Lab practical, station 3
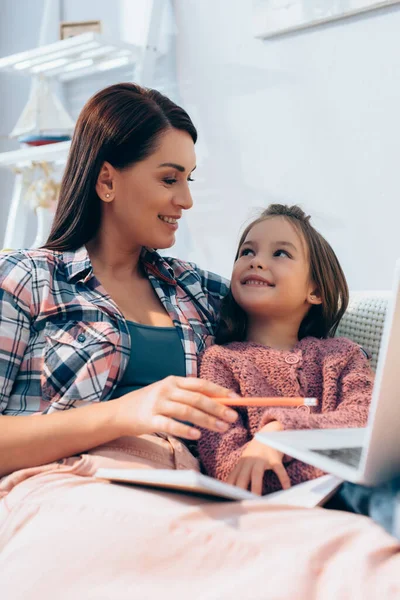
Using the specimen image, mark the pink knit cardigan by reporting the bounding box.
[198,336,374,494]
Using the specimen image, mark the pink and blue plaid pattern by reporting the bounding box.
[0,246,228,415]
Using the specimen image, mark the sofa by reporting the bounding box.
[337,291,390,370]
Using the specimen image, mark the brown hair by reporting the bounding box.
[216,204,349,344]
[44,83,197,251]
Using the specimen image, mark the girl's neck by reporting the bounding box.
[245,317,300,352]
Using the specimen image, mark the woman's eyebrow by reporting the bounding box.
[158,162,197,172]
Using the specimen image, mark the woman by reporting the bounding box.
[0,82,239,477]
[1,84,399,599]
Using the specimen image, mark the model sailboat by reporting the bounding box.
[9,76,75,247]
[10,76,75,144]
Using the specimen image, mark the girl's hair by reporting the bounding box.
[44,82,197,251]
[216,204,349,344]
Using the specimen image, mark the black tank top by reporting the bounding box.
[110,321,186,399]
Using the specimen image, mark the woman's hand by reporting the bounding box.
[226,421,291,495]
[112,375,239,440]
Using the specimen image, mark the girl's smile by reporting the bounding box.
[240,274,275,287]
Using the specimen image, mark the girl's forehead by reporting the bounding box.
[245,217,303,244]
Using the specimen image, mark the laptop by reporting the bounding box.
[256,258,400,486]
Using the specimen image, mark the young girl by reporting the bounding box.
[198,204,374,495]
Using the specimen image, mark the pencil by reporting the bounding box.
[217,397,318,407]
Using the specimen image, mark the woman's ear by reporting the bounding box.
[96,162,115,203]
[308,288,322,305]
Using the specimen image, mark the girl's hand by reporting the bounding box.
[112,375,239,440]
[226,421,291,495]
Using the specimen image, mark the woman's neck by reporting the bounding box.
[245,316,301,351]
[86,232,143,280]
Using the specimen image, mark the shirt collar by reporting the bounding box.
[63,247,93,283]
[63,246,176,285]
[140,247,177,285]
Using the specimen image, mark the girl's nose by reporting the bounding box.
[250,256,266,270]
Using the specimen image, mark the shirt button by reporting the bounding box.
[285,354,299,364]
[77,333,86,343]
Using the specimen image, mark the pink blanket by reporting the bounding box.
[1,435,399,599]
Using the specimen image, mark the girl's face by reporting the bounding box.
[231,217,321,320]
[96,128,196,250]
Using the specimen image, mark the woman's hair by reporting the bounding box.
[44,83,197,251]
[216,204,349,344]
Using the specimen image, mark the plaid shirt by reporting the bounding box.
[0,246,228,416]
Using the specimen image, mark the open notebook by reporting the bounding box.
[95,468,342,506]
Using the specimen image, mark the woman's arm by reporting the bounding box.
[0,375,239,477]
[1,273,118,475]
[192,265,230,303]
[0,260,238,476]
[260,346,374,431]
[0,402,121,477]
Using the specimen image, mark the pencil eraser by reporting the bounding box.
[304,397,318,406]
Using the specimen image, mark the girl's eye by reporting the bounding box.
[240,248,255,257]
[187,176,195,182]
[274,249,291,258]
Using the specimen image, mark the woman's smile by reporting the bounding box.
[158,214,180,230]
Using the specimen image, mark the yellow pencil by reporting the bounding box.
[217,397,318,407]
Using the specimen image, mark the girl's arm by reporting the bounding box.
[198,348,250,481]
[260,346,374,431]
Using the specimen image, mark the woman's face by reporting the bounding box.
[231,217,320,320]
[97,128,196,249]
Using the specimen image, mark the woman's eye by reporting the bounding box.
[163,178,177,185]
[274,249,290,258]
[187,176,195,182]
[240,248,254,257]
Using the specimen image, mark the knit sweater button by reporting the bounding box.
[285,354,299,364]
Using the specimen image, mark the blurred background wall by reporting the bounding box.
[1,0,399,289]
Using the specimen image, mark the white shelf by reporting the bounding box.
[0,32,141,82]
[0,141,71,169]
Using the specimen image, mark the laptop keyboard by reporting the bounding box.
[311,447,363,468]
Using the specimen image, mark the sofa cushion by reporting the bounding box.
[336,291,390,370]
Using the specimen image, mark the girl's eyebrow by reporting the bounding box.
[242,239,297,250]
[274,240,297,251]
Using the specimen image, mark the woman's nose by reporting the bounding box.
[174,186,193,211]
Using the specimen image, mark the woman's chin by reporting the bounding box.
[152,234,176,251]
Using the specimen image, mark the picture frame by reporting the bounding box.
[253,0,400,39]
[60,20,102,40]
